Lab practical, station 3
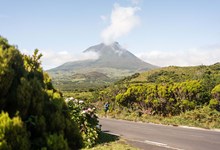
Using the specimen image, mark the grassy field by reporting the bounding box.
[62,91,94,100]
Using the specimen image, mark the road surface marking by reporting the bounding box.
[128,139,184,150]
[144,140,184,150]
[144,140,167,146]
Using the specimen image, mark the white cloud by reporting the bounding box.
[101,3,140,45]
[21,49,99,70]
[100,15,107,22]
[137,47,220,67]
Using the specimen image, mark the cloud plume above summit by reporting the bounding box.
[101,3,140,45]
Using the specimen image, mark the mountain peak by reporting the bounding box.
[49,42,157,73]
[109,42,124,53]
[48,42,158,91]
[80,42,157,70]
[103,41,119,46]
[83,41,127,56]
[108,41,120,48]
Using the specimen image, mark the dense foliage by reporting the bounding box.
[0,36,83,149]
[66,98,100,148]
[99,64,220,117]
[163,106,220,128]
[0,112,30,150]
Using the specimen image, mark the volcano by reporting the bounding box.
[47,42,157,90]
[49,42,156,72]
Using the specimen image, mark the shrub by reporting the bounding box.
[0,111,30,150]
[0,36,83,149]
[67,99,100,148]
[45,134,69,150]
[209,99,219,109]
[165,106,220,128]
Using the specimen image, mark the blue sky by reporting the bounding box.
[1,0,220,69]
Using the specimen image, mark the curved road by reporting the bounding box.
[99,118,220,150]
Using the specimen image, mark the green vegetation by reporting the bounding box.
[162,106,220,128]
[67,99,100,148]
[0,112,30,150]
[47,67,137,92]
[0,36,100,149]
[2,35,220,150]
[49,70,115,92]
[98,63,220,129]
[63,91,94,101]
[98,106,220,129]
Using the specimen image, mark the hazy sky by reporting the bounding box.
[1,0,220,69]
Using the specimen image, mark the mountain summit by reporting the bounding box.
[52,42,156,71]
[47,42,157,90]
[83,42,152,70]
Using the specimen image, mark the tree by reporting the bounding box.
[0,36,83,149]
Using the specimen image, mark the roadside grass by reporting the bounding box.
[98,106,220,129]
[161,107,220,129]
[62,91,94,100]
[97,131,119,143]
[82,132,139,150]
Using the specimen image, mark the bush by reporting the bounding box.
[0,36,83,149]
[45,134,69,150]
[0,111,30,150]
[209,99,219,109]
[163,106,220,128]
[67,99,100,148]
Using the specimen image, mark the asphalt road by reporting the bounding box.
[99,118,220,150]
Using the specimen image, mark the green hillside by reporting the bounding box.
[50,70,115,91]
[98,63,220,128]
[119,64,220,84]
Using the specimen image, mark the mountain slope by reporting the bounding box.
[82,42,156,70]
[50,42,156,72]
[99,63,220,117]
[47,42,157,91]
[118,62,220,84]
